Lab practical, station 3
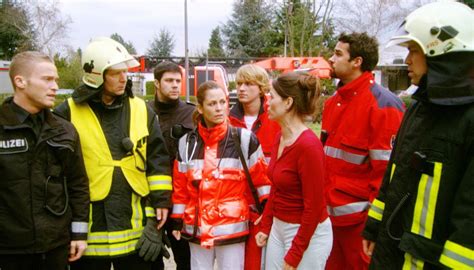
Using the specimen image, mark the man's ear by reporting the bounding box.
[154,79,160,91]
[352,56,363,69]
[13,75,27,90]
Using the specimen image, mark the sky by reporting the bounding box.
[60,0,235,56]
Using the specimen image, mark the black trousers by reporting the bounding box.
[69,253,151,270]
[0,244,69,270]
[152,220,190,270]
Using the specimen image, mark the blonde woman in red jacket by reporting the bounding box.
[170,81,271,270]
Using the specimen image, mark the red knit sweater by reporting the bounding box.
[260,129,328,267]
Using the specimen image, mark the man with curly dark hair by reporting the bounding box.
[322,32,405,270]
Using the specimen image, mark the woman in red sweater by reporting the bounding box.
[256,72,333,269]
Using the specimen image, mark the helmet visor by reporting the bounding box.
[109,58,140,70]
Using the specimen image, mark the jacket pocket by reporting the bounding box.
[44,161,69,216]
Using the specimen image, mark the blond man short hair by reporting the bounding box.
[235,64,270,97]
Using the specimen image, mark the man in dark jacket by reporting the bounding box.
[149,61,194,270]
[54,37,171,270]
[0,51,89,270]
[362,2,474,269]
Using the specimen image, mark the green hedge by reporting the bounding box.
[146,81,155,96]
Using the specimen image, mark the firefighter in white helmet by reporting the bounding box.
[362,1,474,269]
[55,37,172,269]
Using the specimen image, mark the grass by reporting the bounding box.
[308,121,322,137]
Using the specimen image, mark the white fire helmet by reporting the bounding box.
[81,37,139,88]
[386,1,474,57]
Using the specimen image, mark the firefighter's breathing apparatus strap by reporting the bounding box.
[230,127,263,214]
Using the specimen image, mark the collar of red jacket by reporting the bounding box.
[229,95,269,120]
[336,72,375,100]
[198,120,228,145]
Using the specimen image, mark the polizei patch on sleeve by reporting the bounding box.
[0,138,29,154]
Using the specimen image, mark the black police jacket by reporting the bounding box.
[363,52,474,269]
[0,98,89,254]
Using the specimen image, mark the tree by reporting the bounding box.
[460,0,474,8]
[110,33,137,54]
[55,48,82,89]
[29,0,72,57]
[264,0,337,57]
[332,0,434,43]
[207,27,225,58]
[146,28,175,57]
[0,1,36,59]
[222,0,274,57]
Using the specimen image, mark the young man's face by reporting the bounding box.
[405,41,427,86]
[155,71,182,102]
[197,88,228,128]
[236,80,261,105]
[17,61,59,111]
[103,68,128,96]
[329,41,360,83]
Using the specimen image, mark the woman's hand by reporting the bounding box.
[255,232,268,247]
[283,261,296,270]
[172,230,181,240]
[362,239,376,257]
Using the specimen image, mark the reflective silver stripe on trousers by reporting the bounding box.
[327,201,370,216]
[71,221,88,233]
[172,204,186,215]
[324,146,367,165]
[369,149,392,161]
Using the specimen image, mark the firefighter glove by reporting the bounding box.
[136,218,170,261]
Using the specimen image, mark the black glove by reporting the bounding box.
[136,218,170,261]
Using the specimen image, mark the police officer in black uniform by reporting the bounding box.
[0,51,89,270]
[149,61,195,270]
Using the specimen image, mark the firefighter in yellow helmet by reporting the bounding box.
[362,1,474,269]
[55,37,172,269]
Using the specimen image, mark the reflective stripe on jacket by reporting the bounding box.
[322,72,404,226]
[171,122,271,248]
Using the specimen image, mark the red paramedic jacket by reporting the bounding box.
[321,72,404,226]
[170,122,271,247]
[229,96,280,161]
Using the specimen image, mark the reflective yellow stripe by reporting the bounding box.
[131,193,143,229]
[411,162,442,239]
[389,163,396,183]
[402,253,424,270]
[87,227,143,244]
[439,240,474,269]
[148,175,172,190]
[85,239,139,256]
[368,199,385,221]
[145,206,156,217]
